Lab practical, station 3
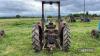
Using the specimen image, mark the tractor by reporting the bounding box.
[32,1,71,52]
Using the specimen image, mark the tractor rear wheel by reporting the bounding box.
[60,26,71,52]
[32,25,42,52]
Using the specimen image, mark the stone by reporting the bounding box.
[0,30,5,38]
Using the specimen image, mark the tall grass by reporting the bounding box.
[0,18,100,56]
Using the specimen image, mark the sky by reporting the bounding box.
[0,0,100,17]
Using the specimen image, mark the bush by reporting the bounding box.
[16,15,21,18]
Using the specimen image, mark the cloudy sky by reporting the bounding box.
[0,0,100,17]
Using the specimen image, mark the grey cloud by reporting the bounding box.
[0,0,100,17]
[61,0,100,11]
[0,1,32,13]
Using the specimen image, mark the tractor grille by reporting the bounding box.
[47,35,57,44]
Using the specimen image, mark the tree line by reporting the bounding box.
[0,12,100,19]
[68,12,100,17]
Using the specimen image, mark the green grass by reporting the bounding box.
[0,18,100,56]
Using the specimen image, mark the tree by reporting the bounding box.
[86,11,89,15]
[93,14,97,17]
[47,16,52,18]
[16,15,21,18]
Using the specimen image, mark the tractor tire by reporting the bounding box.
[32,25,42,52]
[61,26,71,52]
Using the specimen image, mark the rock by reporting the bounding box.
[0,30,5,38]
[91,29,100,38]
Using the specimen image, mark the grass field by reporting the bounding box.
[0,18,100,56]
